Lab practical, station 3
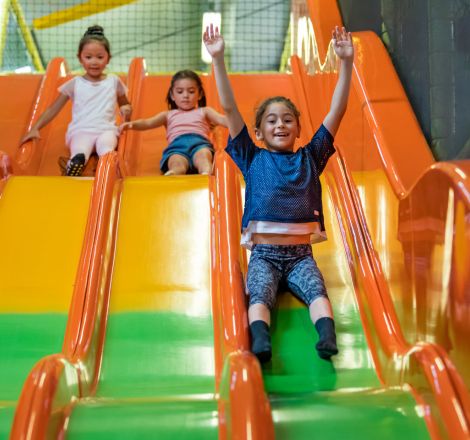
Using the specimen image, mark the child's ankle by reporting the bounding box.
[249,320,272,364]
[314,317,338,360]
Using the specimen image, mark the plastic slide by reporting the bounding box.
[44,66,456,438]
[0,176,93,437]
[2,2,469,437]
[0,60,97,440]
[63,174,220,438]
[224,73,429,438]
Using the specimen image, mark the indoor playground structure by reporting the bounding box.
[0,1,469,439]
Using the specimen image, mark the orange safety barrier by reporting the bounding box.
[210,115,274,437]
[118,57,146,176]
[15,57,69,176]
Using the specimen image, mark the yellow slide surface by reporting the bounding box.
[0,176,93,435]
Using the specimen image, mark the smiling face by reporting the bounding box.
[255,102,300,152]
[78,41,110,81]
[169,78,201,111]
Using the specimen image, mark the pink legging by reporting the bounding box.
[69,131,118,161]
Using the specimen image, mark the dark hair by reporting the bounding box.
[166,70,206,110]
[254,96,300,129]
[78,25,111,56]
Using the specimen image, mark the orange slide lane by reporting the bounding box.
[120,59,274,439]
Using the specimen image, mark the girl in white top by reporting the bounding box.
[21,25,131,176]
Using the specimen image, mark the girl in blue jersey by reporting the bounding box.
[204,25,354,362]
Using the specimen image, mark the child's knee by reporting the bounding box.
[248,288,276,310]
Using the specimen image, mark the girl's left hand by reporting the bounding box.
[332,26,354,60]
[120,104,132,121]
[203,24,225,59]
[118,121,132,133]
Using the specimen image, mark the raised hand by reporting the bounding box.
[332,26,354,61]
[203,24,225,59]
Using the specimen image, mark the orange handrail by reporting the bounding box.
[62,152,121,394]
[210,150,274,440]
[10,354,79,439]
[14,57,68,175]
[118,57,146,176]
[208,65,274,437]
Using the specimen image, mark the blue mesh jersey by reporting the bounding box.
[226,124,335,232]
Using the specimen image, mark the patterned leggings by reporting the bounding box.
[247,244,328,310]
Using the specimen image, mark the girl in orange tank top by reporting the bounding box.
[121,70,227,175]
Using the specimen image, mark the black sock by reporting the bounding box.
[250,320,272,364]
[315,317,338,359]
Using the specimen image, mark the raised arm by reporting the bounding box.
[322,26,354,137]
[120,111,168,131]
[203,24,244,138]
[20,93,69,145]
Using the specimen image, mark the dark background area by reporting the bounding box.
[338,0,470,160]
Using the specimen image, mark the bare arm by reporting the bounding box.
[203,107,228,127]
[120,111,168,131]
[203,25,244,138]
[322,27,354,137]
[20,93,69,145]
[118,94,132,121]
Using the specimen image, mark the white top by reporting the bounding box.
[59,74,127,142]
[241,220,327,250]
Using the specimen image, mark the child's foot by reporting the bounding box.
[164,170,175,176]
[315,317,338,360]
[250,320,272,363]
[66,154,86,176]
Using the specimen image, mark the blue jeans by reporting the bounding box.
[247,244,327,310]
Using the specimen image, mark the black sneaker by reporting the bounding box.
[66,154,86,176]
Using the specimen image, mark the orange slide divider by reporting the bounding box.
[10,152,121,438]
[211,149,274,440]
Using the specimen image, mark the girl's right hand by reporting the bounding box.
[19,128,40,146]
[203,24,225,59]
